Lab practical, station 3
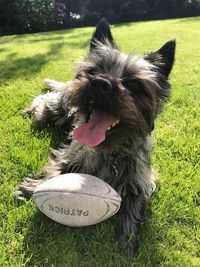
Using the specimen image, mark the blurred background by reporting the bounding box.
[1,0,200,35]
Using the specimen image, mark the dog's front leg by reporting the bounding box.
[15,145,72,201]
[116,190,148,256]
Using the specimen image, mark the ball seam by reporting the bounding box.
[34,190,121,202]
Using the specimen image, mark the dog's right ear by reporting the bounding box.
[90,18,115,51]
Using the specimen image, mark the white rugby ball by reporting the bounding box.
[33,173,121,227]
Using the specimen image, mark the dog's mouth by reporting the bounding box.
[73,107,120,147]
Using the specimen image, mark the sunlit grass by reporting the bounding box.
[0,17,199,267]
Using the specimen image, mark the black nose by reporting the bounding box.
[91,77,112,92]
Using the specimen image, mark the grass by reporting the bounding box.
[0,17,199,267]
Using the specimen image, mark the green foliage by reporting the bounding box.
[1,0,200,34]
[0,17,199,267]
[14,0,70,33]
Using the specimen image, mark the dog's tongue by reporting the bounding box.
[73,110,117,146]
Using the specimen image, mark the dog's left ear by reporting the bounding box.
[145,40,176,77]
[90,18,115,51]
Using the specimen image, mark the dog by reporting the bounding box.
[15,18,176,256]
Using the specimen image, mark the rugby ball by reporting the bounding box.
[33,173,122,227]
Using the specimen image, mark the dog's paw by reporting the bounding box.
[23,107,36,118]
[44,79,67,91]
[126,238,139,256]
[119,233,139,256]
[14,177,43,201]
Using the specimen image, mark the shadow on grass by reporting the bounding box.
[0,47,9,52]
[66,38,90,49]
[0,28,91,45]
[30,30,91,44]
[21,210,120,266]
[29,125,70,150]
[20,208,161,266]
[0,33,91,84]
[0,42,64,83]
[25,36,65,44]
[6,52,18,59]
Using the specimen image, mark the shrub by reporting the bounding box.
[14,0,70,33]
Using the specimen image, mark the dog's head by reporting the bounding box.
[70,19,176,152]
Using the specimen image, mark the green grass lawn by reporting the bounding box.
[0,17,199,267]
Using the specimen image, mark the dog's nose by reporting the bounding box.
[91,77,112,92]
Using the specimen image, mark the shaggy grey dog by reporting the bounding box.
[16,19,175,255]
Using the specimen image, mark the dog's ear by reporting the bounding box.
[145,40,176,77]
[90,18,115,51]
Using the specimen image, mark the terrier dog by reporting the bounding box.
[16,19,176,255]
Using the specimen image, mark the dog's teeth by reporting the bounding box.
[107,120,120,131]
[111,120,120,127]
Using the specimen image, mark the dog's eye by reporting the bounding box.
[90,69,95,74]
[75,69,97,80]
[123,79,153,99]
[122,79,141,93]
[132,82,144,94]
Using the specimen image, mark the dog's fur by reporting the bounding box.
[16,19,176,255]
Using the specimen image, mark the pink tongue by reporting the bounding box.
[73,110,117,146]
